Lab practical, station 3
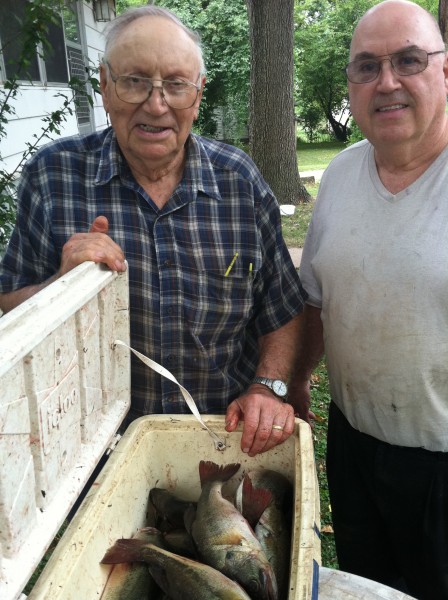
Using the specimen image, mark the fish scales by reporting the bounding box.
[189,460,278,600]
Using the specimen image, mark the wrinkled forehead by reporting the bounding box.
[350,2,440,60]
[108,16,201,73]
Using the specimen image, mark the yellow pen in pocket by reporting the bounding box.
[224,252,238,276]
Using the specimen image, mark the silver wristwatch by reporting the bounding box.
[251,376,288,400]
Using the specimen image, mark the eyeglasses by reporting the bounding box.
[105,62,201,109]
[346,48,446,84]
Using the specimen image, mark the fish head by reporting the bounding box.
[224,549,278,600]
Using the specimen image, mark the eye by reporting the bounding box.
[121,75,147,87]
[164,80,190,94]
[357,60,378,74]
[395,51,424,68]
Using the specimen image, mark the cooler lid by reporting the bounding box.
[0,262,130,600]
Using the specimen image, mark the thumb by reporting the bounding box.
[89,215,109,234]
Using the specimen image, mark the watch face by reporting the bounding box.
[272,380,287,397]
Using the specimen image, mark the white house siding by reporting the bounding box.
[0,0,114,174]
[83,0,111,131]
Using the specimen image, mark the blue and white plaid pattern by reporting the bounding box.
[0,129,307,420]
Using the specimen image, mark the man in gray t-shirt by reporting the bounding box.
[290,1,448,598]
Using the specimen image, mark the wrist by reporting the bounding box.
[250,376,288,400]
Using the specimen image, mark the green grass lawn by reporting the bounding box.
[282,140,345,247]
[281,194,316,247]
[297,140,345,172]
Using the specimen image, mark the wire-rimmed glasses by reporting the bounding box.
[346,48,446,84]
[105,61,201,109]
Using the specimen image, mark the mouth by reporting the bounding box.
[138,124,170,133]
[377,103,408,112]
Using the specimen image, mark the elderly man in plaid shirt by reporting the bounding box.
[0,6,306,456]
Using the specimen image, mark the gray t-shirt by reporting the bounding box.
[300,139,448,451]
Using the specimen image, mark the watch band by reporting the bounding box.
[251,376,288,399]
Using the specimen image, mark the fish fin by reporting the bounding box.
[100,538,148,564]
[199,461,240,486]
[242,474,273,528]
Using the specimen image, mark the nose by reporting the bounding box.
[142,83,168,112]
[376,58,401,89]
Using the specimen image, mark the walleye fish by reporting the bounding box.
[187,461,278,600]
[100,527,166,600]
[101,539,252,600]
[236,470,293,600]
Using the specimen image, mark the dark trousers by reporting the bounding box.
[326,401,448,600]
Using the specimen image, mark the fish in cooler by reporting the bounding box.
[185,461,278,600]
[100,527,166,600]
[235,469,293,599]
[101,539,252,599]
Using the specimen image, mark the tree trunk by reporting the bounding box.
[439,0,448,43]
[246,0,311,204]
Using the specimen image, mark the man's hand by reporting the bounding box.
[287,379,316,427]
[225,385,296,457]
[59,216,126,276]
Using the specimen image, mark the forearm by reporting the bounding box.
[288,304,324,419]
[0,273,60,314]
[254,314,301,381]
[294,304,325,380]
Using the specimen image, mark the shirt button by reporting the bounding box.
[163,259,173,267]
[166,354,175,363]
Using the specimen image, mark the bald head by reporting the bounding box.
[103,5,206,75]
[351,0,443,59]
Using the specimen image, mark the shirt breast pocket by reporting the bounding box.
[184,270,254,349]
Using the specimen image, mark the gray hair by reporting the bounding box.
[103,5,206,75]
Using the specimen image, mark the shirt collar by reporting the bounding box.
[95,128,123,184]
[95,129,222,202]
[182,134,222,201]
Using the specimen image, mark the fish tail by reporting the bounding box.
[242,474,273,529]
[100,538,148,564]
[199,461,240,486]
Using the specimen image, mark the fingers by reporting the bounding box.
[237,391,296,457]
[225,399,243,432]
[89,215,109,234]
[59,216,126,276]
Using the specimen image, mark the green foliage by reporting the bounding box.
[294,0,375,142]
[346,119,365,145]
[0,0,98,254]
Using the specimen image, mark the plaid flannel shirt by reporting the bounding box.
[0,129,307,420]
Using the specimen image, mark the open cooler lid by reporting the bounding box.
[0,261,130,600]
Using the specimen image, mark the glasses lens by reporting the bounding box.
[162,81,198,109]
[391,49,428,76]
[347,49,430,83]
[115,76,150,103]
[115,75,198,108]
[347,59,380,83]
